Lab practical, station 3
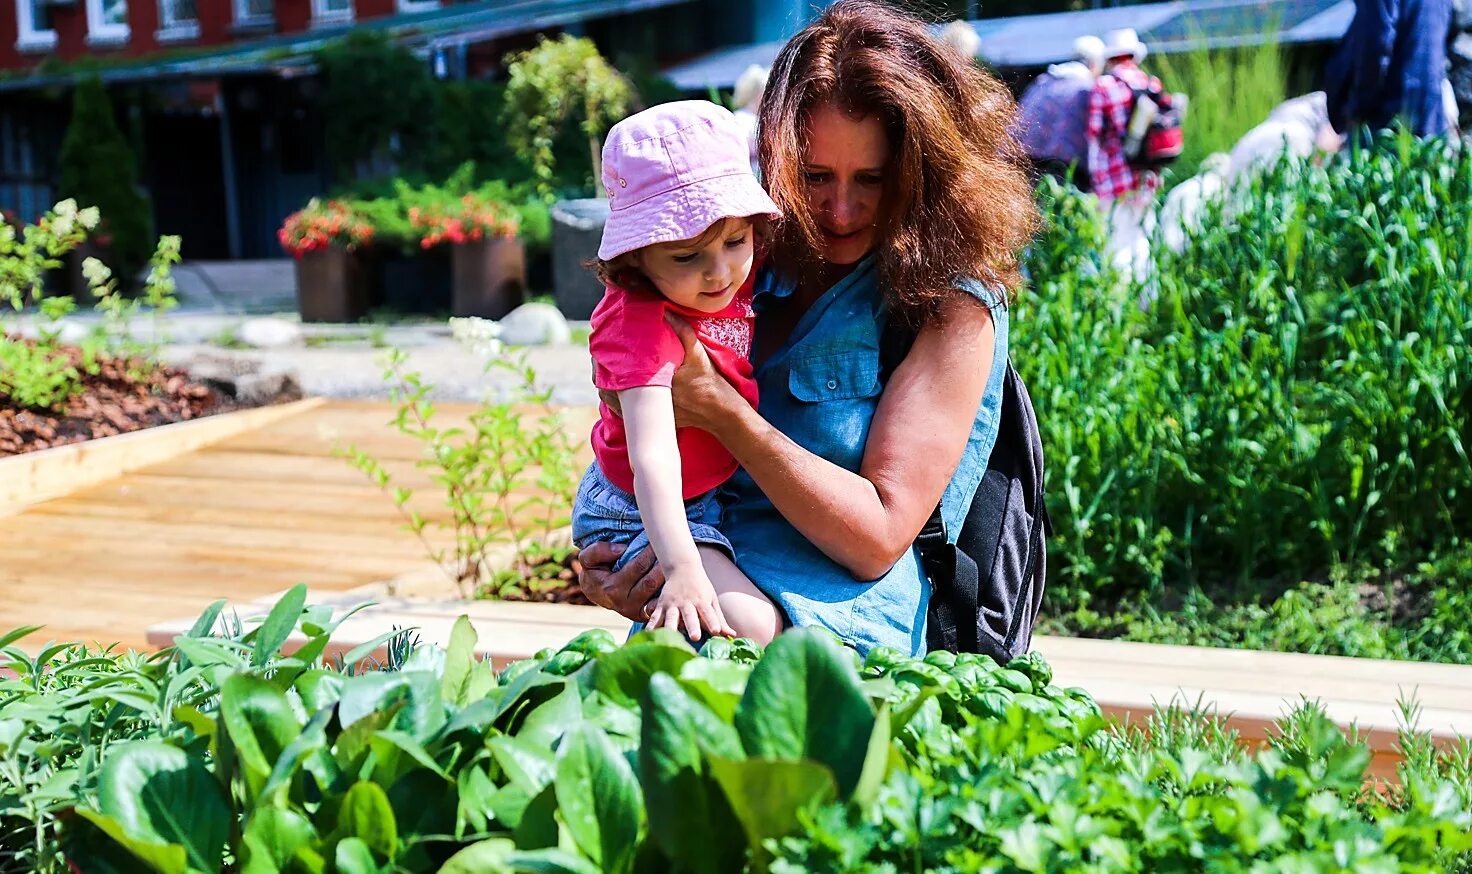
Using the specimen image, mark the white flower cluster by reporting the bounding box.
[51,198,102,237]
[448,316,505,358]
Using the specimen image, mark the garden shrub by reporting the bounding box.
[1018,137,1471,647]
[318,31,438,182]
[56,77,154,285]
[3,591,1469,873]
[502,34,633,198]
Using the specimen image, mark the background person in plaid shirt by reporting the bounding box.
[1087,28,1163,280]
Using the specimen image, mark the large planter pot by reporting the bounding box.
[550,198,610,320]
[377,247,452,315]
[295,246,367,323]
[452,236,526,319]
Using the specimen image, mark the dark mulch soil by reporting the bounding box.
[0,339,244,457]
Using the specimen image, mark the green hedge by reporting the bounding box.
[1019,135,1471,628]
[2,588,1468,873]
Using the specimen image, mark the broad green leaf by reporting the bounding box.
[293,670,346,714]
[439,838,516,874]
[372,728,449,782]
[554,723,644,874]
[441,615,478,706]
[676,657,751,723]
[333,836,380,874]
[506,849,603,874]
[512,782,561,850]
[94,741,231,873]
[707,756,838,868]
[74,809,188,874]
[260,708,334,807]
[252,583,307,666]
[337,780,398,859]
[456,765,498,836]
[590,637,696,707]
[733,629,874,796]
[638,673,745,874]
[489,734,556,793]
[851,703,892,808]
[221,674,302,802]
[516,681,584,748]
[240,807,318,873]
[337,670,428,730]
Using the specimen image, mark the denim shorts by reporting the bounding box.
[571,463,734,573]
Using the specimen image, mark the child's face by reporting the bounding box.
[635,217,755,313]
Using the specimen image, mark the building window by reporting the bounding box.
[234,0,272,28]
[396,0,436,14]
[85,0,130,45]
[157,0,199,40]
[311,0,350,25]
[15,0,57,52]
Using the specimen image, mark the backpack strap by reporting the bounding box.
[878,313,980,654]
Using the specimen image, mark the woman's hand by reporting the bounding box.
[575,541,665,621]
[666,313,744,435]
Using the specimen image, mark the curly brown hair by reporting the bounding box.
[758,0,1038,323]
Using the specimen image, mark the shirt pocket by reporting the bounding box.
[788,351,881,402]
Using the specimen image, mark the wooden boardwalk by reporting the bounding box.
[0,399,594,652]
[6,398,1470,779]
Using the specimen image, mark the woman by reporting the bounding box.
[578,0,1038,655]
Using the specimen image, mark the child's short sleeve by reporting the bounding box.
[588,287,685,392]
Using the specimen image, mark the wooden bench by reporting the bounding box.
[147,595,1472,781]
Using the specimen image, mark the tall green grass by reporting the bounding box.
[1018,135,1472,629]
[1154,34,1290,181]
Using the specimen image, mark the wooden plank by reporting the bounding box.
[1037,635,1472,688]
[0,513,430,563]
[22,500,460,540]
[0,532,428,579]
[0,398,325,517]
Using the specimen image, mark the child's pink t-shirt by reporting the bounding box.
[588,270,760,500]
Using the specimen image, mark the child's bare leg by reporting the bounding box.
[698,546,783,645]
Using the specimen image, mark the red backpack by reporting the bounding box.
[1123,82,1186,168]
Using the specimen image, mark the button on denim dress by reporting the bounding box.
[721,257,1010,656]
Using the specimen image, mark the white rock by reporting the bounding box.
[58,320,93,345]
[238,317,304,349]
[497,302,571,346]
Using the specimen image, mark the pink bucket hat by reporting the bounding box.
[597,100,780,261]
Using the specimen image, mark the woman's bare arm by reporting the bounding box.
[669,295,994,580]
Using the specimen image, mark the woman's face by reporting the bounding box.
[800,103,891,266]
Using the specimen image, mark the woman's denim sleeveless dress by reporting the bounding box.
[721,257,1010,656]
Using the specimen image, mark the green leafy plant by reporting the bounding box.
[502,34,633,198]
[0,201,181,412]
[339,340,580,600]
[1020,137,1472,659]
[2,591,1464,873]
[56,76,154,283]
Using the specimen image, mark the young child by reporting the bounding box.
[572,100,783,644]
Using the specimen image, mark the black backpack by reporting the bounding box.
[880,316,1049,665]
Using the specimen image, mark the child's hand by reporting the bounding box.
[646,566,735,640]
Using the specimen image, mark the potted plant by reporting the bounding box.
[409,193,526,319]
[502,35,630,319]
[278,199,374,322]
